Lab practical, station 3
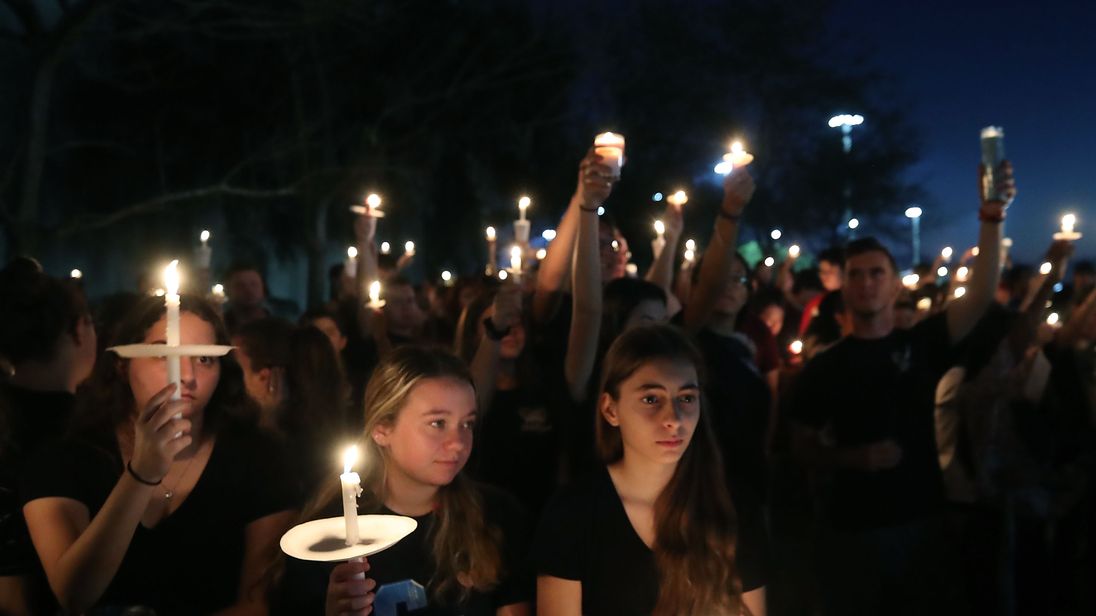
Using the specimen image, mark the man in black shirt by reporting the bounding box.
[789,163,1015,615]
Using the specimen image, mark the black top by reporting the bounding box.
[20,421,298,615]
[468,384,562,518]
[532,467,764,616]
[275,483,532,616]
[0,384,74,612]
[788,313,957,530]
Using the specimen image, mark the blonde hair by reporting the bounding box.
[302,346,502,604]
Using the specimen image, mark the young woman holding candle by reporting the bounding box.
[20,295,297,615]
[533,324,763,615]
[274,345,531,616]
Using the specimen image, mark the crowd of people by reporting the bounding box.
[1,147,1094,616]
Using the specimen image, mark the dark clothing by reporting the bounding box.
[532,467,764,616]
[469,385,561,517]
[20,421,297,616]
[275,484,531,616]
[789,313,956,531]
[0,384,74,613]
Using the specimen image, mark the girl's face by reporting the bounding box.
[373,377,477,490]
[623,299,668,331]
[127,311,220,419]
[600,359,700,467]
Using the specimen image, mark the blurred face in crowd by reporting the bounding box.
[713,258,750,318]
[227,270,266,309]
[372,377,476,489]
[309,316,347,353]
[819,259,844,292]
[760,303,784,337]
[128,312,220,431]
[479,305,526,360]
[600,359,701,467]
[599,222,629,283]
[384,283,420,335]
[624,299,668,331]
[843,251,900,319]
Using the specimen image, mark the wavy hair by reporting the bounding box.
[596,324,741,615]
[300,346,503,605]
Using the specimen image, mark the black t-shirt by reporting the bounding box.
[20,420,298,615]
[275,483,532,616]
[468,385,561,517]
[532,467,764,616]
[788,313,957,530]
[0,384,74,613]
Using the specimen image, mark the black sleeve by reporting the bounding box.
[731,484,771,592]
[530,483,589,581]
[786,354,833,430]
[481,487,533,608]
[912,312,956,377]
[20,438,117,512]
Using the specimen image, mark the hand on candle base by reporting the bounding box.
[131,384,193,483]
[721,168,756,218]
[978,161,1017,214]
[576,148,615,208]
[326,558,376,616]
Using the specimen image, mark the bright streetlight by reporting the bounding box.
[905,205,923,266]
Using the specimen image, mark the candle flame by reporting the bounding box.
[1047,312,1060,326]
[903,274,920,288]
[164,260,180,296]
[789,245,801,258]
[366,193,382,208]
[770,229,782,240]
[1040,262,1052,275]
[200,230,210,243]
[212,283,224,296]
[667,190,688,206]
[917,297,933,311]
[510,245,522,259]
[684,249,695,262]
[404,241,415,254]
[1062,213,1077,233]
[764,257,775,267]
[342,445,359,474]
[594,132,625,147]
[941,246,953,260]
[369,280,382,304]
[347,246,358,259]
[957,266,970,282]
[654,220,665,235]
[441,270,452,282]
[972,247,980,257]
[789,340,804,355]
[518,196,531,210]
[685,239,696,251]
[70,269,83,279]
[954,287,967,299]
[380,242,391,254]
[536,248,547,260]
[731,141,743,154]
[486,226,496,241]
[542,229,556,241]
[498,270,509,281]
[937,266,948,277]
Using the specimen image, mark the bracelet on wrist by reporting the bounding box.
[579,205,599,213]
[978,209,1006,224]
[717,208,742,222]
[126,461,162,486]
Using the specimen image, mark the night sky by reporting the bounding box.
[830,0,1096,266]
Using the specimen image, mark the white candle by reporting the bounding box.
[164,260,182,401]
[485,227,497,276]
[345,246,358,278]
[593,132,625,179]
[196,230,212,268]
[200,230,210,247]
[366,280,385,310]
[509,245,523,281]
[518,196,531,222]
[340,446,363,546]
[652,220,666,258]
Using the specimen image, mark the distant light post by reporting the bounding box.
[905,205,923,266]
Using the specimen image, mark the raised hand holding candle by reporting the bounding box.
[715,141,754,175]
[652,220,666,258]
[350,193,385,218]
[164,261,182,401]
[509,245,523,282]
[1054,213,1082,241]
[514,197,531,245]
[340,446,363,546]
[593,132,625,180]
[666,190,688,208]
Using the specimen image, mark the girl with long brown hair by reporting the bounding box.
[534,324,762,615]
[274,345,531,616]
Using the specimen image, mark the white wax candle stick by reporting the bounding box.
[164,260,182,401]
[341,446,363,546]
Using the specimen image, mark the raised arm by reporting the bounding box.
[683,170,755,334]
[946,162,1016,343]
[564,152,614,402]
[533,152,597,325]
[465,284,522,414]
[645,201,684,312]
[23,386,190,613]
[352,213,380,336]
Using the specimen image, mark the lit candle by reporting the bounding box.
[380,242,391,255]
[789,340,804,356]
[340,446,363,546]
[70,269,83,279]
[941,246,953,261]
[441,270,453,283]
[536,248,547,260]
[1054,213,1082,241]
[789,245,801,259]
[764,257,775,267]
[593,132,626,179]
[685,239,697,252]
[485,227,497,276]
[917,297,933,311]
[509,245,523,281]
[682,249,695,265]
[541,229,556,241]
[715,140,754,175]
[956,266,970,282]
[498,270,509,281]
[903,273,920,289]
[366,193,383,217]
[211,283,225,302]
[404,241,415,257]
[164,260,182,401]
[1046,312,1060,326]
[652,220,666,258]
[666,190,688,207]
[345,246,358,278]
[770,229,782,241]
[366,280,385,310]
[196,230,212,269]
[1040,262,1053,276]
[954,287,967,299]
[518,196,531,223]
[972,247,980,257]
[937,266,949,278]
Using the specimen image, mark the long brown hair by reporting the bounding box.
[300,346,503,605]
[596,325,741,615]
